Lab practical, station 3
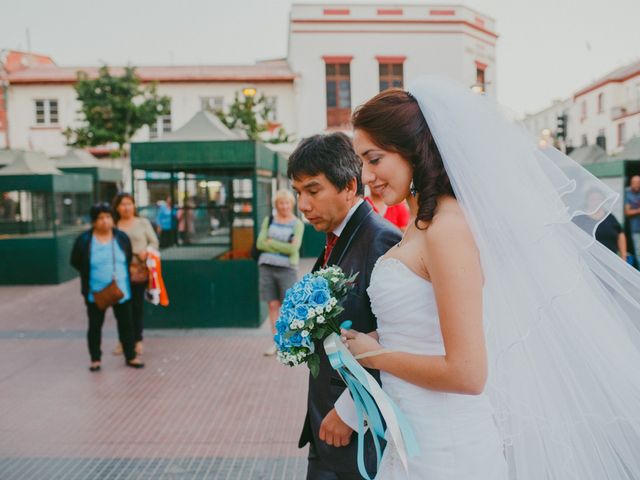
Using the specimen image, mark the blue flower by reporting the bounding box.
[310,276,329,291]
[295,304,310,321]
[279,306,294,323]
[289,333,303,347]
[275,319,288,334]
[301,334,313,348]
[309,288,331,308]
[282,293,294,309]
[291,282,312,304]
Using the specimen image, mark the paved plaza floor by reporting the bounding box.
[0,261,316,479]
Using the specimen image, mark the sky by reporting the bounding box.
[2,0,639,116]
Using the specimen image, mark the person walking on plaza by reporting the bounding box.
[70,203,144,372]
[256,189,304,356]
[574,188,628,260]
[156,196,176,248]
[624,175,640,265]
[365,185,410,231]
[112,192,159,357]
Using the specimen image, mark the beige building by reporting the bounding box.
[288,3,497,136]
[2,3,498,162]
[4,62,296,156]
[523,60,640,155]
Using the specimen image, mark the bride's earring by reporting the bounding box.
[410,180,417,197]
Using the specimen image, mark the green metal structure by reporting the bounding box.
[130,110,288,328]
[54,149,122,202]
[0,151,93,284]
[578,138,640,226]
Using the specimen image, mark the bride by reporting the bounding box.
[341,76,640,479]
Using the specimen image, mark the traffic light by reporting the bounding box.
[556,114,567,140]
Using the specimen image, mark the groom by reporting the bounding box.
[288,133,402,479]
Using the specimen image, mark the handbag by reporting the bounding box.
[93,238,124,310]
[129,254,149,284]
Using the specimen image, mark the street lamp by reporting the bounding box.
[242,86,257,98]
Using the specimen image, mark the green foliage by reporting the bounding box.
[216,92,292,144]
[307,353,320,378]
[64,66,170,155]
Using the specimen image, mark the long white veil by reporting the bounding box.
[409,76,640,479]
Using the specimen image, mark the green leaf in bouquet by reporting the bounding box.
[308,353,320,378]
[314,326,327,338]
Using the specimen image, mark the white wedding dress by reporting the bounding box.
[340,76,640,479]
[368,257,508,479]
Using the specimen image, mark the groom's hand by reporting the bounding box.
[319,408,353,447]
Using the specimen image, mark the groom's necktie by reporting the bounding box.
[323,232,339,266]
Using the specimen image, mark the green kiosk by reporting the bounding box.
[571,138,640,265]
[0,150,93,284]
[130,111,288,328]
[573,139,640,225]
[54,149,122,202]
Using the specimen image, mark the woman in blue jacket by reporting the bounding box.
[71,203,145,372]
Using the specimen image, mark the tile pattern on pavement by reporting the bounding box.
[0,260,318,479]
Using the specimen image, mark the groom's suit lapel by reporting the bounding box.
[328,201,373,267]
[311,201,373,272]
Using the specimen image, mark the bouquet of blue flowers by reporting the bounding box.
[274,265,358,377]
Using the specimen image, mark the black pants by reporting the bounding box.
[130,282,146,343]
[159,230,175,249]
[86,301,136,362]
[306,440,374,480]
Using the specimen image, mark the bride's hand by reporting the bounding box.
[341,328,382,369]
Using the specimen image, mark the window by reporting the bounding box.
[34,99,58,125]
[476,68,486,91]
[264,96,278,121]
[474,61,487,92]
[596,129,607,150]
[379,63,403,91]
[325,62,351,127]
[150,107,172,139]
[201,96,224,113]
[597,93,604,114]
[618,122,626,146]
[581,101,587,121]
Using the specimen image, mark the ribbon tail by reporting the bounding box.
[324,333,420,475]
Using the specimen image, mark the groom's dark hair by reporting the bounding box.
[287,132,364,196]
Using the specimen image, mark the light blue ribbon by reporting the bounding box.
[326,324,419,479]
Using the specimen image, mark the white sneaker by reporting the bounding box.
[263,344,277,356]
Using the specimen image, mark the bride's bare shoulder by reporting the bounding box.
[418,199,476,251]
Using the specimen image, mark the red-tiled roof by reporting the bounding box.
[0,50,56,73]
[7,62,295,84]
[574,59,640,99]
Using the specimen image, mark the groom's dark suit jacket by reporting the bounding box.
[299,200,402,474]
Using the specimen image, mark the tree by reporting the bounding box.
[216,92,291,144]
[64,65,170,157]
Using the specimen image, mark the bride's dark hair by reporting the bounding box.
[352,88,454,229]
